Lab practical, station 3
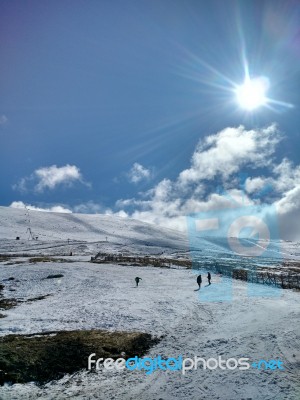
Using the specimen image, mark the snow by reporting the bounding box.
[0,206,189,253]
[0,206,300,399]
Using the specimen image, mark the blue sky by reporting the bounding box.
[1,0,300,238]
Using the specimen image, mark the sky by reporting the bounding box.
[1,0,300,239]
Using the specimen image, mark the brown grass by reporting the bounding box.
[0,329,160,385]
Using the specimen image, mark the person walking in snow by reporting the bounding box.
[135,277,142,287]
[207,272,211,285]
[197,274,202,289]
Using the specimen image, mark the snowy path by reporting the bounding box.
[1,260,300,399]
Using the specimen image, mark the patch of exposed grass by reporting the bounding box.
[29,257,56,263]
[26,294,52,302]
[0,329,160,385]
[0,295,52,310]
[5,261,25,266]
[45,274,64,279]
[29,257,73,264]
[92,253,192,269]
[0,298,18,310]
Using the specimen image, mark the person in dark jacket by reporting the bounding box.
[207,272,211,285]
[196,274,202,289]
[135,277,142,287]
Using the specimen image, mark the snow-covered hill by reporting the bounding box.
[0,205,188,244]
[0,206,189,256]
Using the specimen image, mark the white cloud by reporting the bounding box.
[0,115,8,125]
[275,185,300,240]
[73,201,103,214]
[13,164,89,193]
[113,124,300,240]
[105,209,128,218]
[272,158,300,192]
[9,200,107,216]
[276,185,300,215]
[178,124,280,186]
[245,177,268,194]
[10,201,72,213]
[12,177,28,193]
[128,163,152,184]
[35,165,85,192]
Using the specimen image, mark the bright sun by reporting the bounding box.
[235,77,269,111]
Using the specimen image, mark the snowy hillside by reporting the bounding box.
[0,205,188,245]
[0,206,189,256]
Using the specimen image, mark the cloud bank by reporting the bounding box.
[114,124,300,240]
[9,200,127,218]
[10,201,72,214]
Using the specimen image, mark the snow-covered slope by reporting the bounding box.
[0,206,189,255]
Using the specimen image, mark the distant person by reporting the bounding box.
[135,277,142,287]
[197,274,202,289]
[207,272,211,285]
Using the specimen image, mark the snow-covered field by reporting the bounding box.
[0,207,300,399]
